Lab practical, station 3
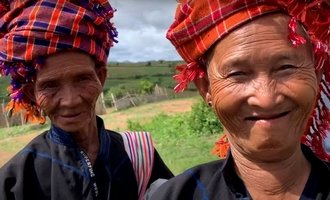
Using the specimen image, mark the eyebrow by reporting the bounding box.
[222,51,300,68]
[36,68,96,83]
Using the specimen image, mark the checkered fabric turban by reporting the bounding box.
[166,0,330,161]
[0,0,117,123]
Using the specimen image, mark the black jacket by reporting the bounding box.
[0,117,173,200]
[151,145,330,200]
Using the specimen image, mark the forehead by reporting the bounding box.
[36,51,96,80]
[207,13,312,63]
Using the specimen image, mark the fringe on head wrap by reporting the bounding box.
[166,0,330,161]
[0,0,118,124]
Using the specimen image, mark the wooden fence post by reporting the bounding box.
[1,99,9,128]
[111,93,117,111]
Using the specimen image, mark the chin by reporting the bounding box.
[57,124,85,133]
[250,142,296,161]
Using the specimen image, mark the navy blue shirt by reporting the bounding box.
[151,145,330,200]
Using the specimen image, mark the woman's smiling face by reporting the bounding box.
[34,51,106,134]
[205,14,319,160]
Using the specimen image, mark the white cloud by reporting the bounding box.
[108,0,181,62]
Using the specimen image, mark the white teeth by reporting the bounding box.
[246,111,289,121]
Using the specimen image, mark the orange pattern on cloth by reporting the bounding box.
[0,0,117,124]
[166,0,330,161]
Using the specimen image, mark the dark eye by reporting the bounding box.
[227,71,247,78]
[38,81,58,90]
[77,75,92,82]
[279,64,297,70]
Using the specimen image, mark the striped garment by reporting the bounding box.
[166,0,330,161]
[0,0,117,123]
[121,131,155,200]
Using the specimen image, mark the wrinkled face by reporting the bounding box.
[34,51,105,133]
[206,14,319,160]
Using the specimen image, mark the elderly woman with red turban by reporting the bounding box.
[0,1,173,199]
[150,0,330,199]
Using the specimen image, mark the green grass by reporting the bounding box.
[0,76,10,98]
[104,63,178,92]
[0,123,49,140]
[107,66,173,78]
[0,98,221,174]
[153,132,219,175]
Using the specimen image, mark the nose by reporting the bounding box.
[58,85,82,107]
[246,77,284,110]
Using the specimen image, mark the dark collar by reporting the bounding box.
[48,116,111,161]
[221,145,330,198]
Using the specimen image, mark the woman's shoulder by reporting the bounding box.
[149,159,226,199]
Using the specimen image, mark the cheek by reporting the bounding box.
[35,91,56,114]
[286,71,319,112]
[209,78,246,131]
[80,82,103,103]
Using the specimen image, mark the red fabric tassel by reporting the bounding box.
[173,62,205,93]
[288,17,307,48]
[212,134,230,159]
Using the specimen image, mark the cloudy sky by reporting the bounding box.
[108,0,181,62]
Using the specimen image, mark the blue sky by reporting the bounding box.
[108,0,181,62]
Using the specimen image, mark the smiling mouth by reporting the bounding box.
[245,111,290,121]
[61,113,81,118]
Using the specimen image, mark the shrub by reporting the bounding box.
[128,113,191,139]
[187,98,223,136]
[138,79,155,94]
[127,98,222,137]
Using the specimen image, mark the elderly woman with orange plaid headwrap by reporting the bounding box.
[0,1,173,199]
[150,0,330,199]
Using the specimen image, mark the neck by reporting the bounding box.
[231,145,311,200]
[72,119,100,165]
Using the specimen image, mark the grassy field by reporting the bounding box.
[0,97,220,174]
[0,76,10,98]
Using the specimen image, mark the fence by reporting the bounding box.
[0,99,26,128]
[110,84,169,111]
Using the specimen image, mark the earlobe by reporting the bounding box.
[193,74,212,104]
[206,93,212,107]
[22,83,36,103]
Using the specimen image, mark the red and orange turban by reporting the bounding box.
[0,0,117,123]
[166,0,330,161]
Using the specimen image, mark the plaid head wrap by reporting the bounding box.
[0,0,117,123]
[167,0,330,161]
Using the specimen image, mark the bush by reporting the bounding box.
[127,98,222,137]
[187,98,223,136]
[138,79,155,94]
[128,113,191,139]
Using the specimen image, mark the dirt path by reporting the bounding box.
[0,132,39,166]
[104,98,196,130]
[0,151,12,167]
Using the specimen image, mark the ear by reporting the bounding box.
[22,83,36,103]
[193,74,212,105]
[96,66,107,86]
